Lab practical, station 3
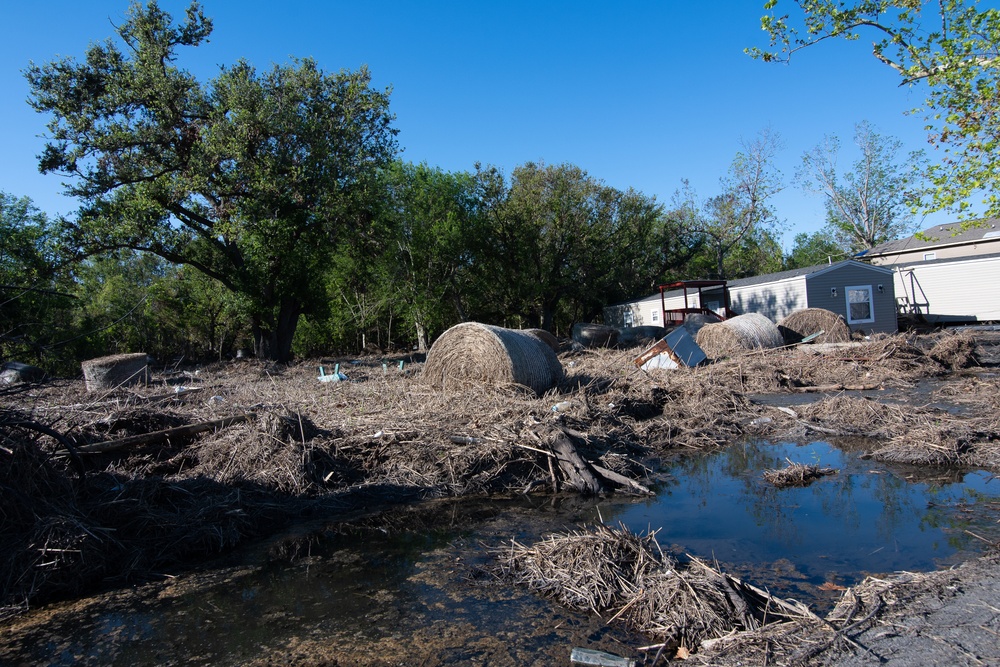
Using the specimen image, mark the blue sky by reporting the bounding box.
[0,1,975,251]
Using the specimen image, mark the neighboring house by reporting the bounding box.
[605,260,898,334]
[892,252,1000,324]
[864,219,1000,265]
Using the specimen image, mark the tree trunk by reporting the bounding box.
[252,300,302,362]
[415,319,429,354]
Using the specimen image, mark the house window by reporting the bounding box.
[923,252,936,261]
[623,310,634,328]
[845,285,875,324]
[650,309,659,324]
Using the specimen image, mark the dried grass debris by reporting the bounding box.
[763,459,838,488]
[928,331,980,370]
[492,523,813,654]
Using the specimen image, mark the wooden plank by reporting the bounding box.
[74,414,252,454]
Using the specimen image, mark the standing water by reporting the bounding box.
[1,439,998,665]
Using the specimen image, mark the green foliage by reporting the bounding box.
[26,1,397,361]
[750,1,1000,220]
[0,193,76,366]
[784,231,848,269]
[473,162,668,332]
[798,121,924,252]
[673,129,785,279]
[373,161,481,351]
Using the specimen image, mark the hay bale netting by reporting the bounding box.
[616,325,667,348]
[525,328,561,354]
[571,322,618,349]
[695,313,784,360]
[777,308,852,345]
[423,322,563,395]
[81,352,151,392]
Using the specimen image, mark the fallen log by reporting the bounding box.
[791,383,882,393]
[72,414,252,454]
[549,429,604,495]
[590,463,653,495]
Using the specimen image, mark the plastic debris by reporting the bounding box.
[318,365,347,382]
[570,647,636,667]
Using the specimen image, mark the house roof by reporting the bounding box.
[613,260,891,307]
[727,259,892,289]
[896,249,1000,269]
[864,219,1000,257]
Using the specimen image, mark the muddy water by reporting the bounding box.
[2,440,998,666]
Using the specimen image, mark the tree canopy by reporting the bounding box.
[798,121,923,252]
[26,0,397,360]
[674,129,784,280]
[750,0,1000,220]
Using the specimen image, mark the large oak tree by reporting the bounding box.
[27,1,397,360]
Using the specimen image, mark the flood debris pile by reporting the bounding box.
[492,523,815,661]
[763,459,838,488]
[1,328,997,622]
[868,420,1000,469]
[690,551,1000,667]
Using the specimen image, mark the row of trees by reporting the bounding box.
[6,0,995,369]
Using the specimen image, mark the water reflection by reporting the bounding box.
[604,440,1000,596]
[2,441,998,665]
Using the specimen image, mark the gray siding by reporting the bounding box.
[805,264,897,334]
[729,277,807,321]
[894,255,1000,321]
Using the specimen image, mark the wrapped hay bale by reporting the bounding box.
[683,312,722,338]
[571,322,618,348]
[777,308,852,344]
[1,361,45,384]
[81,352,150,392]
[525,328,561,354]
[423,322,563,395]
[616,325,667,348]
[695,313,783,359]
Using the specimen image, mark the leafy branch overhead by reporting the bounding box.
[749,1,1000,220]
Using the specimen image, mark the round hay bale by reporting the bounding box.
[81,353,150,392]
[571,322,618,349]
[695,313,784,359]
[615,325,667,348]
[423,322,563,395]
[525,328,561,354]
[683,312,723,338]
[777,308,852,344]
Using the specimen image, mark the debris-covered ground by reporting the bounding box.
[2,328,999,664]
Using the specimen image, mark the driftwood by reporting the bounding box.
[73,414,252,454]
[549,429,604,494]
[791,383,883,393]
[591,463,653,495]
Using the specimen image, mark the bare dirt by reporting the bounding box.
[2,328,1000,665]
